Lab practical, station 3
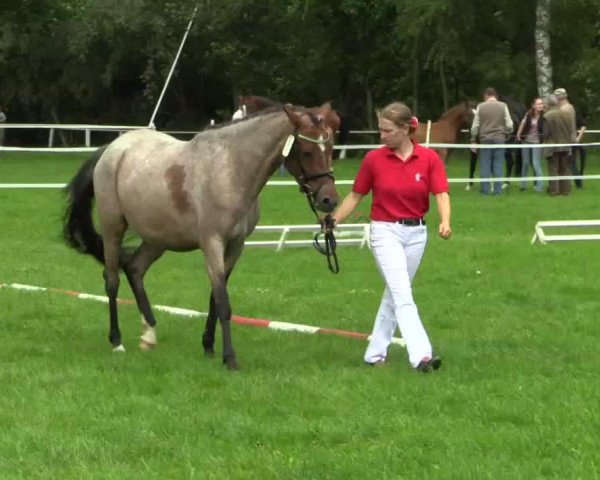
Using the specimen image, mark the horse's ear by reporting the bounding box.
[283,104,303,128]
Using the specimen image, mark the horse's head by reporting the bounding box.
[283,103,340,212]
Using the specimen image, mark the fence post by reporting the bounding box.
[48,128,54,147]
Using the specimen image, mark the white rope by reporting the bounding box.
[147,4,199,129]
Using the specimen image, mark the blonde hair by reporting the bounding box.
[376,102,416,133]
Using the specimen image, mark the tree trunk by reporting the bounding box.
[535,0,553,98]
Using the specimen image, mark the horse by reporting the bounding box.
[234,95,350,159]
[414,101,477,163]
[63,103,339,370]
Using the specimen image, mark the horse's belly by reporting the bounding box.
[121,198,200,251]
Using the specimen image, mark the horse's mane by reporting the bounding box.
[439,102,469,120]
[203,105,285,132]
[239,95,281,108]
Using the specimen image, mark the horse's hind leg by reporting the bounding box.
[202,292,218,356]
[202,239,245,359]
[121,241,165,350]
[101,219,128,351]
[201,237,243,370]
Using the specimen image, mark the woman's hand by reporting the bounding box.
[439,222,452,239]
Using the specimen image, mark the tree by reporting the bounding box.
[535,0,553,98]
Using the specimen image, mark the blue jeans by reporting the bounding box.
[520,143,544,191]
[480,141,504,194]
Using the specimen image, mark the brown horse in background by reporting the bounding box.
[414,101,476,163]
[64,103,339,370]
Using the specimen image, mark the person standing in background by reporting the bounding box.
[470,88,513,195]
[543,94,576,196]
[516,97,545,192]
[553,88,586,188]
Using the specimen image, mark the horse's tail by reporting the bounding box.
[63,146,107,264]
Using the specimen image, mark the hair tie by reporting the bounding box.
[410,116,419,128]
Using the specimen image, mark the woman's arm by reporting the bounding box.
[435,192,451,239]
[331,191,364,225]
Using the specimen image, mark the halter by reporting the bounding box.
[282,130,339,274]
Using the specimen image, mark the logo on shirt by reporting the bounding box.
[415,173,422,182]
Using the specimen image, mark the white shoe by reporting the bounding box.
[465,184,471,191]
[502,182,509,190]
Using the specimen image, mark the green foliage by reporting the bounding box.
[1,0,600,130]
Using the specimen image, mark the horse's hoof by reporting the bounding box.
[223,357,239,370]
[113,344,126,353]
[204,349,215,358]
[139,339,156,351]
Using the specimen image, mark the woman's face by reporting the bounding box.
[378,117,409,150]
[533,98,545,112]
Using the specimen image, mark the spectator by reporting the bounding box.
[543,94,576,196]
[554,88,587,189]
[470,88,513,195]
[516,97,545,192]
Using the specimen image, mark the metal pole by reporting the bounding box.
[148,4,199,129]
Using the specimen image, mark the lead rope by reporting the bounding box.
[300,183,339,274]
[283,132,339,274]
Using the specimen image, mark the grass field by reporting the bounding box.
[0,150,599,479]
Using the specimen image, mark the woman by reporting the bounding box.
[330,102,451,372]
[516,97,545,192]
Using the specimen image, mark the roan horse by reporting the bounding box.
[414,101,477,163]
[63,103,339,370]
[234,95,350,159]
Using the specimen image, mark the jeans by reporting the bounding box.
[520,143,544,191]
[480,140,505,194]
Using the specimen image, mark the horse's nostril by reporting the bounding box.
[322,197,338,210]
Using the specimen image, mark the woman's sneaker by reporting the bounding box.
[416,356,442,373]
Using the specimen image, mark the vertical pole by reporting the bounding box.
[148,4,199,129]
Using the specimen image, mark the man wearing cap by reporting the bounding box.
[543,94,576,195]
[554,88,586,188]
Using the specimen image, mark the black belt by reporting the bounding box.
[396,218,426,226]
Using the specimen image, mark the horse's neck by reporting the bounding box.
[440,110,466,137]
[227,113,293,195]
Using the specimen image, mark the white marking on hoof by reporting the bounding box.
[113,344,126,352]
[140,315,157,351]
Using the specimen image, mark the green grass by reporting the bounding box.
[0,151,599,479]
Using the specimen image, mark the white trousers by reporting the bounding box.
[364,221,432,367]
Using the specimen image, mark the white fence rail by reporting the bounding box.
[531,220,600,244]
[2,123,600,148]
[247,224,370,250]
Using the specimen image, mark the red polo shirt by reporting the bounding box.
[353,142,449,221]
